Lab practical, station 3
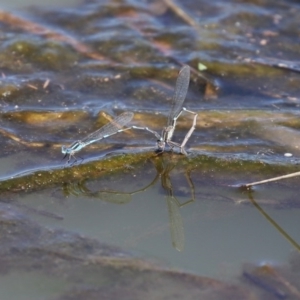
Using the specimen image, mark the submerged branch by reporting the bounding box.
[163,0,198,28]
[0,10,111,62]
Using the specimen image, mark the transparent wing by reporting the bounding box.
[167,65,190,126]
[81,112,134,144]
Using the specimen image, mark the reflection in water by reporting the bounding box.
[63,153,195,252]
[155,154,195,251]
[247,190,300,252]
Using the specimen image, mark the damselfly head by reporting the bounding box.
[62,145,73,155]
[61,145,68,154]
[156,139,165,152]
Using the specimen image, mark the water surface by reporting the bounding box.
[0,0,300,299]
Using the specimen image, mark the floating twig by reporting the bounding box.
[242,171,300,188]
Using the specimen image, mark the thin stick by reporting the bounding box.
[243,171,300,187]
[163,0,198,28]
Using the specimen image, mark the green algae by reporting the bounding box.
[0,151,299,196]
[4,40,78,71]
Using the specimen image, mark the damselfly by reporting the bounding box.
[132,65,197,155]
[62,111,134,163]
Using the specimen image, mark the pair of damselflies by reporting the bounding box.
[62,65,198,163]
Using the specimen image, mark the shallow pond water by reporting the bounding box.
[0,0,300,299]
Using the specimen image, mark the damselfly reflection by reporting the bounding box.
[63,153,195,252]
